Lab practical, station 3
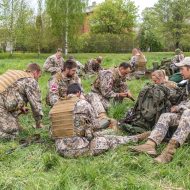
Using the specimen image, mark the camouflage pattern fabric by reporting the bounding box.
[55,98,139,158]
[91,68,128,113]
[85,92,107,115]
[149,80,190,145]
[0,78,43,139]
[43,54,64,75]
[46,72,81,106]
[84,59,102,74]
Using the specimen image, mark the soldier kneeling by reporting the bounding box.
[0,63,44,139]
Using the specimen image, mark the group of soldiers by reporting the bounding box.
[0,48,190,164]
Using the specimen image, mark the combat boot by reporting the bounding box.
[135,131,151,141]
[154,139,179,164]
[129,139,157,156]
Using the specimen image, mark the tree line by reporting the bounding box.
[0,0,190,54]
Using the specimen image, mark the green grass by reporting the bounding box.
[0,52,190,190]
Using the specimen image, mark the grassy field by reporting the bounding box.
[0,52,190,190]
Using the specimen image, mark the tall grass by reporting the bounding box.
[0,52,190,190]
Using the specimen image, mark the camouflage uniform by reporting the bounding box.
[47,71,81,106]
[55,98,139,158]
[43,54,64,75]
[91,68,128,113]
[84,59,102,74]
[148,80,190,146]
[0,78,43,139]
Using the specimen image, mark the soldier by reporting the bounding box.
[89,62,133,116]
[46,59,82,106]
[0,63,43,139]
[68,55,84,76]
[84,56,103,74]
[130,57,190,163]
[43,48,64,75]
[53,83,150,158]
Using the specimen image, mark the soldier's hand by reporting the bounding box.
[126,91,133,98]
[20,107,29,114]
[34,121,45,129]
[171,106,177,113]
[118,92,128,97]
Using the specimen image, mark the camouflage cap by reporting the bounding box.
[175,57,190,67]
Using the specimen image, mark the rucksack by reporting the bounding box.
[120,84,172,131]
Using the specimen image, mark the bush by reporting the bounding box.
[71,33,137,53]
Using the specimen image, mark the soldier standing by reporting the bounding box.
[43,48,64,75]
[52,83,150,158]
[46,59,82,106]
[130,57,190,163]
[0,63,43,139]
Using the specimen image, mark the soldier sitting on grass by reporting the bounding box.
[130,57,190,164]
[51,83,150,158]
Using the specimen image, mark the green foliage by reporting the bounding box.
[1,52,190,189]
[73,33,136,53]
[138,8,163,52]
[90,0,138,34]
[139,0,190,51]
[46,0,86,50]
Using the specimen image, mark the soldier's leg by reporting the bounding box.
[90,132,150,156]
[0,108,19,139]
[171,110,190,145]
[149,113,179,145]
[129,113,179,155]
[55,137,90,158]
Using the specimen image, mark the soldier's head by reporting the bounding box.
[132,48,139,56]
[118,62,132,76]
[151,70,166,84]
[175,57,190,79]
[56,48,63,59]
[175,48,181,55]
[67,83,82,97]
[96,56,103,64]
[26,63,42,80]
[63,59,77,77]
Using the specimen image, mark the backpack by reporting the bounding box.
[120,84,172,131]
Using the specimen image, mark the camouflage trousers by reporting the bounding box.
[149,111,190,145]
[86,92,110,115]
[0,106,19,139]
[55,129,139,158]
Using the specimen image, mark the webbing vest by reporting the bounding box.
[0,70,33,93]
[49,96,79,138]
[135,55,147,71]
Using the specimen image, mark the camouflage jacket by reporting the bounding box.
[73,98,102,139]
[84,59,102,74]
[172,54,184,64]
[0,77,43,122]
[43,54,64,75]
[92,68,128,99]
[47,72,81,106]
[176,80,190,112]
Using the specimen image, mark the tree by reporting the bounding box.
[46,0,87,55]
[90,0,138,34]
[138,8,163,51]
[155,0,190,49]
